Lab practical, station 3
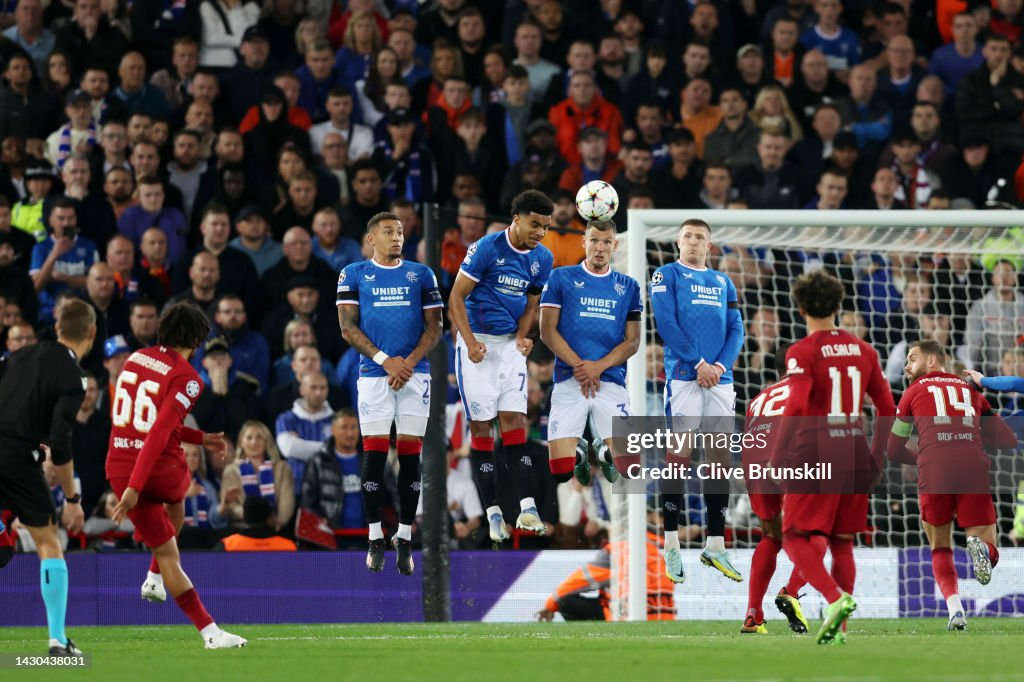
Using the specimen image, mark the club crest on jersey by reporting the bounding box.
[338,270,346,284]
[531,261,540,276]
[496,258,505,265]
[614,283,625,296]
[406,270,418,283]
[186,380,201,398]
[651,271,663,285]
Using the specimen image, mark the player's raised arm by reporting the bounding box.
[448,272,486,362]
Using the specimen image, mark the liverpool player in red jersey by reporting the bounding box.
[740,346,809,635]
[773,271,896,645]
[108,302,247,649]
[889,339,1018,631]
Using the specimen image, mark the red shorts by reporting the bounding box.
[782,493,868,536]
[110,464,190,549]
[749,493,782,521]
[920,493,996,528]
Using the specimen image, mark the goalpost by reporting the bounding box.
[610,209,1024,622]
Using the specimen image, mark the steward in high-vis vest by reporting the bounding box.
[537,529,675,621]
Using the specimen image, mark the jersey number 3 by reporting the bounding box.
[112,370,160,433]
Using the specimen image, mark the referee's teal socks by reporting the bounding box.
[40,557,69,645]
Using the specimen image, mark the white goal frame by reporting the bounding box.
[617,208,1022,621]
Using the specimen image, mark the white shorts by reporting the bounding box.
[356,372,431,436]
[548,378,630,441]
[455,334,527,422]
[665,379,736,433]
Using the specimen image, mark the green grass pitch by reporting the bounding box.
[2,621,1023,681]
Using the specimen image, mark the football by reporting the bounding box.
[575,180,619,222]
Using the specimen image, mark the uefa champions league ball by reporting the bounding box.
[575,180,619,222]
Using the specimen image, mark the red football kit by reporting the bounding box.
[890,371,1017,527]
[775,329,896,535]
[743,374,793,521]
[105,346,206,548]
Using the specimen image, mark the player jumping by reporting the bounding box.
[338,211,443,575]
[775,270,896,645]
[889,340,1018,631]
[649,219,745,584]
[539,219,641,486]
[740,345,809,635]
[108,302,246,649]
[449,190,554,541]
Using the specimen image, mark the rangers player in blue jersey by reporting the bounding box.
[650,218,745,584]
[539,219,641,486]
[338,212,443,575]
[448,190,555,542]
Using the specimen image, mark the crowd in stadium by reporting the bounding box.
[0,0,1021,553]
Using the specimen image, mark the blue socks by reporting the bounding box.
[40,558,68,645]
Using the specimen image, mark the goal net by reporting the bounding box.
[608,209,1024,622]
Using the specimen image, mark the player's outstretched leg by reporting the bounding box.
[153,538,246,648]
[361,436,391,571]
[26,524,82,656]
[0,517,14,568]
[662,493,685,584]
[783,530,853,644]
[392,438,421,576]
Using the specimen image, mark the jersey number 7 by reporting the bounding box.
[112,370,160,433]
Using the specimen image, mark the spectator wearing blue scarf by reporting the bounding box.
[220,421,296,531]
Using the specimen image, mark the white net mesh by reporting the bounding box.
[609,210,1024,621]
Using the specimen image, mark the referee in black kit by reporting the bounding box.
[0,298,95,657]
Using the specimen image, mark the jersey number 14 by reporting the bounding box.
[112,370,160,433]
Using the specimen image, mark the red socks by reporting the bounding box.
[986,542,1000,568]
[747,536,780,622]
[784,569,806,597]
[783,532,843,604]
[549,456,574,483]
[149,555,160,574]
[931,547,959,600]
[175,588,214,632]
[396,439,422,457]
[829,537,856,596]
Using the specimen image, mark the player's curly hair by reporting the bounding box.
[511,189,554,218]
[157,302,212,350]
[790,269,845,319]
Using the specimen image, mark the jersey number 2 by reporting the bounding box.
[112,370,160,433]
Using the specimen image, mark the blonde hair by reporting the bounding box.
[430,39,465,83]
[750,84,803,143]
[343,11,382,54]
[294,19,325,55]
[234,420,283,464]
[283,318,316,354]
